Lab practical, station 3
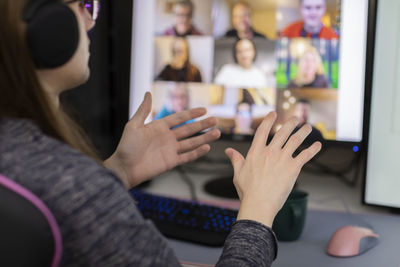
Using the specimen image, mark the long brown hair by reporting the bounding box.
[171,37,200,82]
[0,0,99,160]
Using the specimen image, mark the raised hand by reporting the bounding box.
[104,92,220,188]
[225,112,322,227]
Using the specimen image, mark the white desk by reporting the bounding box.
[142,141,397,266]
[166,209,400,267]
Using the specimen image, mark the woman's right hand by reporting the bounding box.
[225,112,322,227]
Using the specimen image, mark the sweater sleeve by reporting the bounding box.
[0,120,182,267]
[55,168,182,267]
[216,220,278,267]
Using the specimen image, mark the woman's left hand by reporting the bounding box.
[104,92,220,188]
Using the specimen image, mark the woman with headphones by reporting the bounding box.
[0,0,321,266]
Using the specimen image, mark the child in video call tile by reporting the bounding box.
[292,99,325,145]
[234,101,254,135]
[214,39,267,88]
[154,83,195,127]
[163,0,203,37]
[224,2,266,39]
[287,47,330,88]
[157,37,202,83]
[280,0,339,40]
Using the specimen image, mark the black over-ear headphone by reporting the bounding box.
[23,0,80,69]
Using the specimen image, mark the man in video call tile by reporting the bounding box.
[280,0,338,39]
[293,99,325,146]
[164,0,203,37]
[154,83,195,127]
[224,2,266,39]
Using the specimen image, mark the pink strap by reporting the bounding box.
[0,174,62,267]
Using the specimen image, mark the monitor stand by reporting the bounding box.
[204,176,239,199]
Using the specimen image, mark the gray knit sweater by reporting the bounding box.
[0,118,277,266]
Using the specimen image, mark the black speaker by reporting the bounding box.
[24,0,80,69]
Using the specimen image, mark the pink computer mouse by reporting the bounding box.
[326,225,380,257]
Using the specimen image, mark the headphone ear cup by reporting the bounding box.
[26,3,80,69]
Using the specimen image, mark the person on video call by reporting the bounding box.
[234,101,254,135]
[215,38,267,88]
[292,99,325,145]
[0,0,321,266]
[224,1,266,39]
[163,0,202,37]
[280,0,339,39]
[157,37,202,83]
[154,83,195,127]
[287,47,330,88]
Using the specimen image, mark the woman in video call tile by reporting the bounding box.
[287,47,330,89]
[215,38,267,88]
[163,0,203,37]
[280,0,338,40]
[154,83,195,127]
[156,37,202,83]
[224,2,266,39]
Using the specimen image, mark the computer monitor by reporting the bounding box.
[130,0,371,142]
[363,0,400,210]
[128,0,376,197]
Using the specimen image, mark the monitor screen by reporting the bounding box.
[130,0,370,143]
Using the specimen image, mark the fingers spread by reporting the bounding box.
[173,117,218,140]
[283,124,312,155]
[178,129,220,154]
[225,148,245,174]
[249,112,277,153]
[269,117,299,150]
[178,144,211,165]
[131,92,152,127]
[295,141,322,167]
[164,108,207,128]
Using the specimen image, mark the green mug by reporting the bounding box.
[272,190,308,241]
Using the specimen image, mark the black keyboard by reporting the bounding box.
[130,189,238,246]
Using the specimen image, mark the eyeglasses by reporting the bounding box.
[66,0,101,21]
